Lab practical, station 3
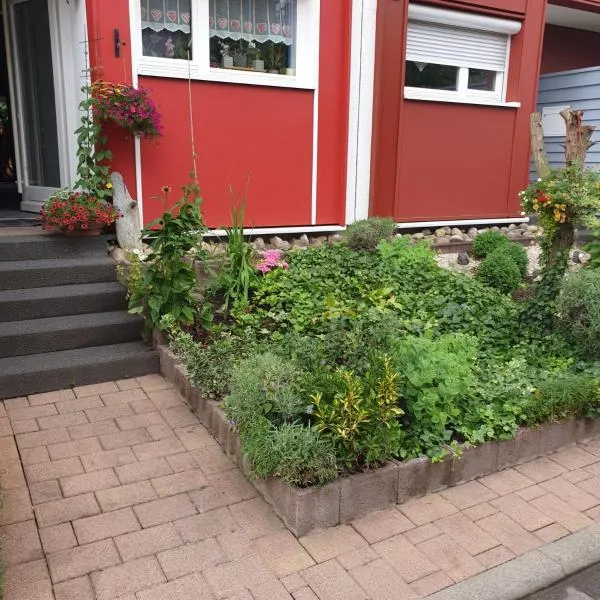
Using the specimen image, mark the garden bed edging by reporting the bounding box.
[158,343,600,536]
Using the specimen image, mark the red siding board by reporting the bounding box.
[541,24,600,74]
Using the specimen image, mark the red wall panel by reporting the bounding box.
[138,78,314,228]
[422,0,527,16]
[541,24,600,74]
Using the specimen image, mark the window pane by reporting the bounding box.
[209,0,297,75]
[140,0,192,59]
[405,62,458,91]
[468,69,497,92]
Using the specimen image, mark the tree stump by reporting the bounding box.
[111,172,142,251]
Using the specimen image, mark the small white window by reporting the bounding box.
[404,4,522,106]
[133,0,317,89]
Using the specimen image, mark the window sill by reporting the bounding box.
[137,62,316,90]
[404,92,521,109]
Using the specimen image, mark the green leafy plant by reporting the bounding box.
[476,249,522,294]
[556,269,600,357]
[344,217,396,251]
[312,355,404,469]
[472,230,509,259]
[586,228,600,269]
[128,181,206,330]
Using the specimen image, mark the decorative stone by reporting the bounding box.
[253,237,266,251]
[297,234,309,248]
[518,223,528,231]
[449,235,465,243]
[468,228,478,236]
[457,252,470,265]
[111,172,142,251]
[451,228,462,237]
[110,247,127,264]
[491,226,500,232]
[434,237,450,245]
[508,223,518,231]
[527,225,538,233]
[579,252,591,265]
[329,233,343,243]
[270,237,291,251]
[311,236,327,247]
[422,229,432,236]
[434,228,447,237]
[412,233,425,241]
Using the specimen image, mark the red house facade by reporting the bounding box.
[3,0,600,231]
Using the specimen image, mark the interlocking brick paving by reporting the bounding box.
[2,376,600,599]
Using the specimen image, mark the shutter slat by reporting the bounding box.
[406,21,508,72]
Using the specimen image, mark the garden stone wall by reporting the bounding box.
[158,343,600,537]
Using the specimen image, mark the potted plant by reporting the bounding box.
[247,42,264,71]
[233,41,247,68]
[219,41,233,68]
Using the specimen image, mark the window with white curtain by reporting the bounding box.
[133,0,316,89]
[404,4,522,105]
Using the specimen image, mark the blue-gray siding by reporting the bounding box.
[534,66,600,176]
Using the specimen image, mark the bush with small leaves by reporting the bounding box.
[476,249,521,294]
[344,217,396,251]
[503,242,529,277]
[472,230,509,259]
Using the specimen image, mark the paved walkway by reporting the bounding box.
[1,376,600,600]
[525,563,600,599]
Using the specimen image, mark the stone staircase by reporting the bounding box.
[0,233,159,399]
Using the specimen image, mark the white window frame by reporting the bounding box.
[404,4,522,108]
[129,0,319,90]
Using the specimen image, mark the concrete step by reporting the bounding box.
[0,256,116,290]
[0,234,109,262]
[0,341,159,399]
[0,282,128,323]
[0,311,143,358]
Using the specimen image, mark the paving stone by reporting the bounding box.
[39,523,77,554]
[116,457,173,484]
[166,452,198,472]
[158,537,226,580]
[399,493,458,525]
[530,493,594,533]
[174,506,238,542]
[252,579,295,600]
[130,399,157,414]
[203,554,277,598]
[409,571,454,597]
[25,456,83,483]
[479,468,535,496]
[100,388,148,406]
[562,470,594,485]
[541,476,600,511]
[281,573,306,593]
[147,388,184,410]
[91,556,166,600]
[230,497,284,539]
[74,381,119,398]
[254,529,315,578]
[21,446,50,465]
[372,534,438,583]
[217,529,256,561]
[11,418,39,434]
[434,512,498,555]
[475,546,515,569]
[0,417,13,437]
[0,459,26,489]
[577,476,600,500]
[137,573,214,600]
[60,467,119,497]
[29,480,62,505]
[301,559,368,600]
[96,479,157,511]
[190,485,232,513]
[29,389,75,405]
[47,538,121,583]
[516,457,568,483]
[73,506,140,544]
[337,546,379,570]
[80,447,136,471]
[549,447,600,470]
[98,427,151,450]
[7,403,58,421]
[192,445,237,475]
[299,524,367,564]
[293,588,319,600]
[116,378,142,390]
[115,523,183,561]
[441,480,497,510]
[162,406,199,428]
[175,424,217,451]
[37,411,88,430]
[53,575,94,600]
[47,437,102,460]
[35,493,100,527]
[132,437,186,461]
[3,559,53,600]
[4,396,29,409]
[477,512,542,555]
[147,423,176,440]
[462,502,499,522]
[350,558,418,600]
[151,468,208,497]
[115,411,169,431]
[55,395,103,414]
[536,522,571,544]
[586,505,600,522]
[16,427,70,449]
[351,508,414,544]
[404,523,442,545]
[490,493,555,531]
[517,484,549,502]
[0,486,33,525]
[0,520,43,566]
[136,374,172,391]
[206,468,258,504]
[85,403,134,422]
[418,533,484,582]
[68,419,119,440]
[134,493,196,527]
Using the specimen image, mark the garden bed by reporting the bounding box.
[158,343,600,536]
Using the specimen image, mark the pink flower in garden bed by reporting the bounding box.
[256,249,288,273]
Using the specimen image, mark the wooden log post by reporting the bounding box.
[530,113,550,179]
[560,108,595,168]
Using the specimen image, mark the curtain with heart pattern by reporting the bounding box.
[209,0,295,46]
[140,0,192,34]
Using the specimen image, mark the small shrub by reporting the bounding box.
[585,228,600,269]
[243,419,338,487]
[557,269,600,357]
[503,242,529,277]
[472,230,509,259]
[476,250,521,294]
[345,217,396,251]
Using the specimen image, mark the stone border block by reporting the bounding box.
[538,418,577,456]
[451,442,498,485]
[496,427,540,470]
[576,417,600,443]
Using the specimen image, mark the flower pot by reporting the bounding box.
[234,54,247,68]
[286,68,296,76]
[223,56,234,68]
[62,221,104,237]
[253,59,265,72]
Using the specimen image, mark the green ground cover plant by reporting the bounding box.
[157,217,600,487]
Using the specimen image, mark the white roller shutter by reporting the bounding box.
[406,20,509,72]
